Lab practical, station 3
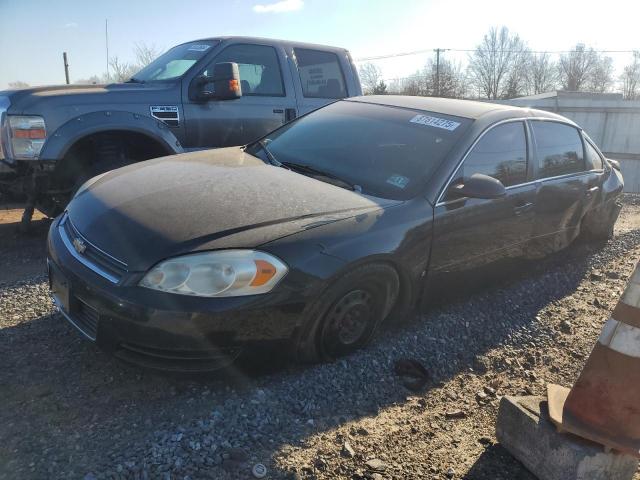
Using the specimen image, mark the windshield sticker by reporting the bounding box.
[410,114,461,131]
[386,174,409,189]
[188,44,212,52]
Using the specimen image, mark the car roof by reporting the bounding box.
[190,36,349,53]
[347,95,574,124]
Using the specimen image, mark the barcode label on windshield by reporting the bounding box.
[410,114,460,131]
[188,44,212,51]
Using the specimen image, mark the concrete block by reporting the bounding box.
[496,395,638,480]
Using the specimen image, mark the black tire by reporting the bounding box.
[36,159,128,218]
[295,263,400,362]
[580,200,621,243]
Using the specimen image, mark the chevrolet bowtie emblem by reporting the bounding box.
[72,237,87,254]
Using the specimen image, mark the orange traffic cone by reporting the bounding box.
[548,261,640,456]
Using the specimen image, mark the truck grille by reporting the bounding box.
[59,214,127,283]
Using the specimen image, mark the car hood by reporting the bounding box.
[67,147,396,271]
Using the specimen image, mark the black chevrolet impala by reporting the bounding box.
[47,96,623,371]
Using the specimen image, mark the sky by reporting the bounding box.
[1,0,639,89]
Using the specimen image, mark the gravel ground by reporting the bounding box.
[1,196,639,480]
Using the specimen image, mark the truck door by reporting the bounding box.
[290,47,351,116]
[182,42,297,149]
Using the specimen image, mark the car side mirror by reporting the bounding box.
[450,173,506,199]
[194,62,242,101]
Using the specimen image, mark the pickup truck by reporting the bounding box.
[0,36,362,227]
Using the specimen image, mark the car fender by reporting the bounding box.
[39,110,183,161]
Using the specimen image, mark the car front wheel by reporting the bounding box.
[296,263,400,362]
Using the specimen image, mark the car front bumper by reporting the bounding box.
[47,216,311,372]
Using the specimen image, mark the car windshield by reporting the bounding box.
[130,40,219,82]
[252,101,472,200]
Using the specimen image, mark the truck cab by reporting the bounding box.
[0,36,362,222]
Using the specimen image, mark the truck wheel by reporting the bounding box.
[35,160,127,218]
[35,196,64,218]
[295,263,400,362]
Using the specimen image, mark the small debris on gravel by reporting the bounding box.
[340,441,356,458]
[393,358,431,391]
[252,463,267,478]
[365,458,387,472]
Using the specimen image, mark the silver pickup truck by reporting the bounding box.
[0,36,362,226]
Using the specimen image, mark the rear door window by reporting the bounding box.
[584,140,604,171]
[294,48,347,99]
[531,121,585,178]
[207,44,285,96]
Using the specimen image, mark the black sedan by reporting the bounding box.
[47,96,623,371]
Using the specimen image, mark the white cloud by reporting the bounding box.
[253,0,303,13]
[64,22,78,28]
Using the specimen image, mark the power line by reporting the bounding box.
[356,48,639,62]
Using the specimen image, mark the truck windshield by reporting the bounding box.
[131,40,219,82]
[250,101,472,200]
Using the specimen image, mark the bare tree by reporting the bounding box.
[467,26,528,99]
[586,55,614,93]
[422,58,467,98]
[109,56,137,82]
[8,81,29,89]
[358,63,383,94]
[74,75,107,85]
[134,42,162,68]
[527,53,557,94]
[621,51,640,100]
[502,47,531,98]
[396,75,425,96]
[558,44,597,91]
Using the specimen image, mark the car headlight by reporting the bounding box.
[8,115,46,159]
[139,250,288,297]
[73,171,110,199]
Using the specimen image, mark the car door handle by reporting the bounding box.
[586,186,599,197]
[514,202,533,216]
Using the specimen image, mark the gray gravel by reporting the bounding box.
[1,195,639,480]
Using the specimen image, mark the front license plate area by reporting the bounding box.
[49,262,70,313]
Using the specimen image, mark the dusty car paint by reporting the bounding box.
[47,96,624,370]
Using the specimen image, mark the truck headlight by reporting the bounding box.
[0,96,10,161]
[8,115,46,159]
[139,250,288,297]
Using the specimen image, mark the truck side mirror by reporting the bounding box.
[194,62,243,101]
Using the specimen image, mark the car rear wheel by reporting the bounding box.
[580,200,622,243]
[296,263,400,362]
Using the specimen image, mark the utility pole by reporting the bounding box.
[434,48,443,97]
[105,19,110,80]
[63,52,70,84]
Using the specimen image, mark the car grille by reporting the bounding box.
[59,214,127,283]
[73,297,100,339]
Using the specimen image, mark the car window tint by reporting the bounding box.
[294,48,347,99]
[532,121,585,178]
[455,122,528,191]
[253,101,472,200]
[206,44,284,96]
[585,140,604,171]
